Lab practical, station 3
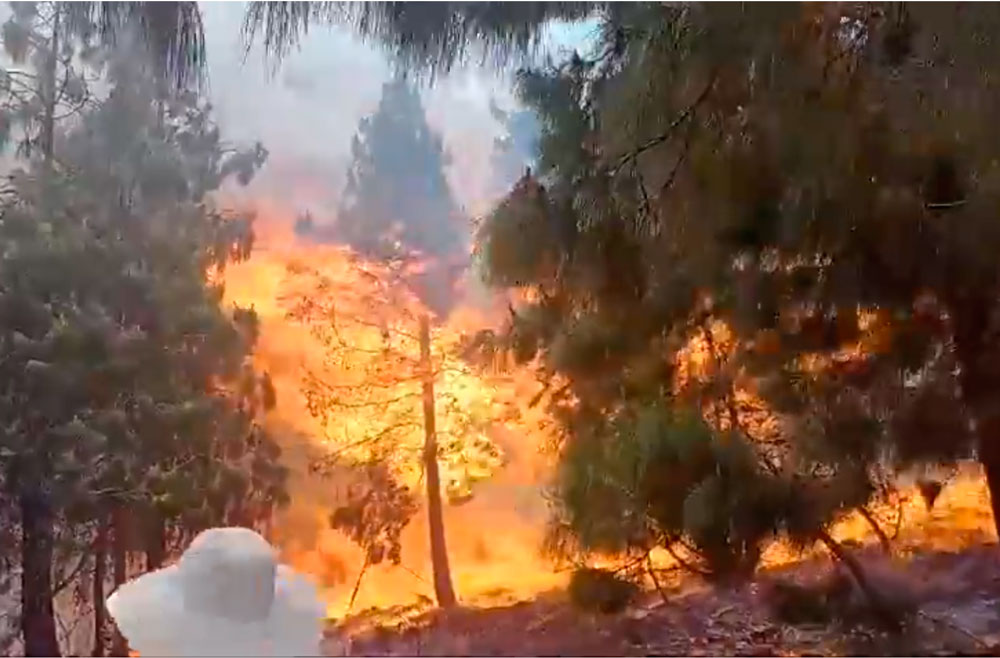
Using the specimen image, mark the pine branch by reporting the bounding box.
[857,505,892,554]
[608,71,717,176]
[646,553,671,605]
[51,551,88,595]
[662,540,711,577]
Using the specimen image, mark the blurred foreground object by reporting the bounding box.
[106,527,325,656]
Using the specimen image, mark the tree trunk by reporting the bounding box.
[858,506,892,554]
[20,17,61,648]
[41,3,59,172]
[419,314,457,608]
[109,506,129,657]
[92,516,108,657]
[816,529,901,630]
[973,416,1000,532]
[950,297,1000,538]
[145,510,166,571]
[20,491,61,657]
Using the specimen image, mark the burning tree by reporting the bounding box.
[284,71,508,609]
[281,255,506,608]
[467,8,978,620]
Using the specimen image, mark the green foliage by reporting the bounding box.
[476,174,562,289]
[243,2,602,79]
[0,18,283,652]
[0,2,206,161]
[330,461,418,567]
[553,404,807,580]
[297,77,464,316]
[567,566,638,614]
[450,2,1000,577]
[40,40,287,535]
[337,78,462,260]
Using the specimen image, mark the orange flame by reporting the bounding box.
[223,204,564,616]
[222,202,997,624]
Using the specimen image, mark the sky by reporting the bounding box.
[201,3,516,222]
[199,3,600,223]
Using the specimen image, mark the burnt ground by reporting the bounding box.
[322,543,1000,657]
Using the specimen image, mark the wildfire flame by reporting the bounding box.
[221,203,996,625]
[223,205,564,616]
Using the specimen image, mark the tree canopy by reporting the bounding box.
[459,2,1000,582]
[296,76,466,316]
[0,4,283,654]
[243,2,602,79]
[9,1,1000,651]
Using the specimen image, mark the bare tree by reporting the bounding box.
[282,255,506,608]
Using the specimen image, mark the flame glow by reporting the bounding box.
[223,206,564,616]
[222,204,997,627]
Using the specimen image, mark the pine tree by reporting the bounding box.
[299,77,466,317]
[0,15,282,655]
[469,3,977,595]
[280,257,506,609]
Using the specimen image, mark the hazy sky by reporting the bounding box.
[200,3,599,223]
[201,4,521,221]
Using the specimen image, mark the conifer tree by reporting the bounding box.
[299,77,466,317]
[0,10,282,654]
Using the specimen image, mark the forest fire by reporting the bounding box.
[222,206,565,616]
[219,205,999,625]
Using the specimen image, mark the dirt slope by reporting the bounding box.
[325,543,1000,657]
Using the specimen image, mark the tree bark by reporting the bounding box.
[92,516,108,657]
[41,2,59,172]
[20,491,61,657]
[145,510,166,571]
[973,415,1000,532]
[816,529,901,630]
[950,296,1000,538]
[109,506,129,657]
[858,506,892,554]
[419,314,457,608]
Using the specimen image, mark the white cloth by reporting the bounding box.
[106,527,326,657]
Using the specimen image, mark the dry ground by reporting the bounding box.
[324,543,1000,657]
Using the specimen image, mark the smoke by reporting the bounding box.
[203,3,528,237]
[202,4,542,320]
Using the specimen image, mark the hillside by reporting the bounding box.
[325,543,1000,657]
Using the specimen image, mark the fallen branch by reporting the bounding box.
[645,554,671,605]
[663,541,711,577]
[917,609,992,651]
[858,505,892,554]
[612,548,654,577]
[816,529,902,631]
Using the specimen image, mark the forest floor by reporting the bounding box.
[322,542,1000,657]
